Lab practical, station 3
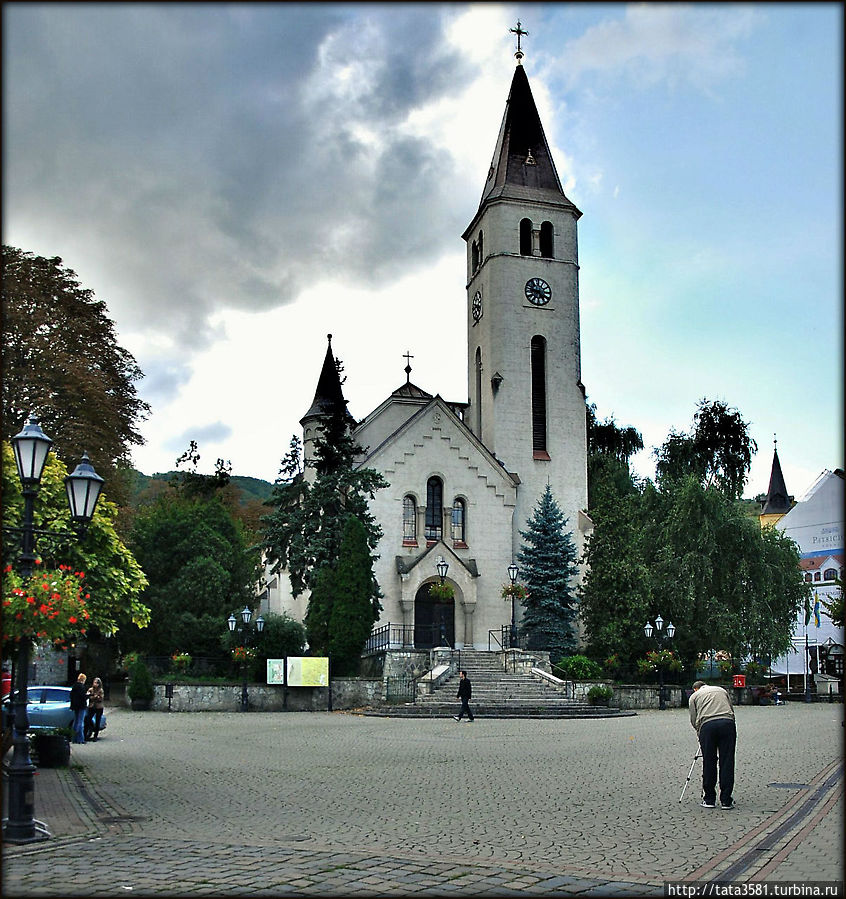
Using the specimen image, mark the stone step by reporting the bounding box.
[365,703,634,719]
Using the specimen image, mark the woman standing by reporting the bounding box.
[85,677,105,741]
[70,673,87,744]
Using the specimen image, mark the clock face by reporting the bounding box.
[525,277,552,306]
[472,290,483,322]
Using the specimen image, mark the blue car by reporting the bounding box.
[2,685,107,734]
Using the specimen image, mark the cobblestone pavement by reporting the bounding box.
[3,703,843,896]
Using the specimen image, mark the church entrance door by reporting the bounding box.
[414,585,455,648]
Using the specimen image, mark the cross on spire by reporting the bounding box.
[510,20,528,63]
[403,351,414,384]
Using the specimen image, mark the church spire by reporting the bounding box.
[301,333,348,422]
[761,436,792,515]
[475,62,579,218]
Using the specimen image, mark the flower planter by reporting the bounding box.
[33,733,71,768]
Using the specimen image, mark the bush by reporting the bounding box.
[127,658,155,702]
[587,685,613,705]
[554,654,602,680]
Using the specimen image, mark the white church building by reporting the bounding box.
[261,56,593,652]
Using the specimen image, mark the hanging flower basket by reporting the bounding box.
[501,582,528,601]
[427,582,455,602]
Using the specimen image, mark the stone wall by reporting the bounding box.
[135,678,382,713]
[572,681,684,710]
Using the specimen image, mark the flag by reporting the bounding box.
[804,595,812,627]
[813,598,821,628]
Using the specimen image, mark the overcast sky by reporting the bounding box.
[4,3,842,501]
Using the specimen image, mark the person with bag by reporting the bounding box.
[85,676,105,741]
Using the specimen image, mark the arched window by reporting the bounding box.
[531,336,547,456]
[425,477,443,541]
[478,230,484,264]
[814,571,821,581]
[540,221,554,258]
[804,573,813,583]
[520,218,533,256]
[824,568,837,581]
[471,241,479,273]
[452,498,466,545]
[475,347,483,436]
[403,495,417,544]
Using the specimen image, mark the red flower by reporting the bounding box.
[68,616,78,624]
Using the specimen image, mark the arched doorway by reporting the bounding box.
[414,582,455,648]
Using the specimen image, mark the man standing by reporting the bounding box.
[453,670,474,722]
[689,680,736,809]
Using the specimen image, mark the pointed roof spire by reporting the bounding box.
[301,333,348,421]
[761,435,792,514]
[467,63,580,230]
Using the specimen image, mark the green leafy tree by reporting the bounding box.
[654,398,757,500]
[821,584,844,628]
[586,403,643,511]
[516,485,579,659]
[2,246,150,504]
[2,442,150,658]
[126,492,259,657]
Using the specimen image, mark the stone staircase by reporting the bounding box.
[366,649,635,719]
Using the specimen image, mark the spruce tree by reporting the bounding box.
[516,484,579,661]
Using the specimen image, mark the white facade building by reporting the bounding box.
[770,469,844,686]
[262,60,592,651]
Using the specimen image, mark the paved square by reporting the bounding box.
[2,702,843,895]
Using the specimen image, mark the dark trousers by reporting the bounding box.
[85,708,104,740]
[699,717,736,805]
[457,697,474,721]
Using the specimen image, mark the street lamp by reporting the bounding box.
[507,563,519,648]
[435,558,449,646]
[4,416,103,844]
[227,606,265,712]
[644,615,676,710]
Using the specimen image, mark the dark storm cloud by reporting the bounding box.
[4,4,474,349]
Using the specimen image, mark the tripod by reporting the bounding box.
[679,749,702,802]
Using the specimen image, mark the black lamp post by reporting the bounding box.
[507,562,519,648]
[644,615,676,711]
[435,558,449,646]
[227,605,265,712]
[4,416,103,844]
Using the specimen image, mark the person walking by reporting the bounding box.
[85,677,105,741]
[689,680,736,809]
[453,670,474,722]
[70,673,88,744]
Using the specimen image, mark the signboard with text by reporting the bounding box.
[266,657,329,687]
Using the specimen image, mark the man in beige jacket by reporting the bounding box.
[689,680,736,809]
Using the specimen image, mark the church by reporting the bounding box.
[262,46,593,652]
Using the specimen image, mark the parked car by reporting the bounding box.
[1,686,107,733]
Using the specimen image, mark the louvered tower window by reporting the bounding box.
[531,336,547,454]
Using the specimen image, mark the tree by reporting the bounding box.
[821,584,844,628]
[2,246,151,502]
[654,398,757,500]
[516,485,579,660]
[324,516,381,675]
[1,443,150,659]
[125,491,259,657]
[580,474,810,679]
[261,384,387,599]
[586,403,643,510]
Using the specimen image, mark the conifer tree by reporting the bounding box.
[516,484,579,661]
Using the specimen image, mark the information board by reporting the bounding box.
[266,657,329,687]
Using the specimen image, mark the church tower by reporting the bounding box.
[759,437,793,529]
[463,47,589,555]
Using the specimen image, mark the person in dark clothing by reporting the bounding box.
[689,680,737,809]
[70,673,87,744]
[453,670,474,722]
[85,677,105,741]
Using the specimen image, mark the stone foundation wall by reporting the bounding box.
[133,678,382,713]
